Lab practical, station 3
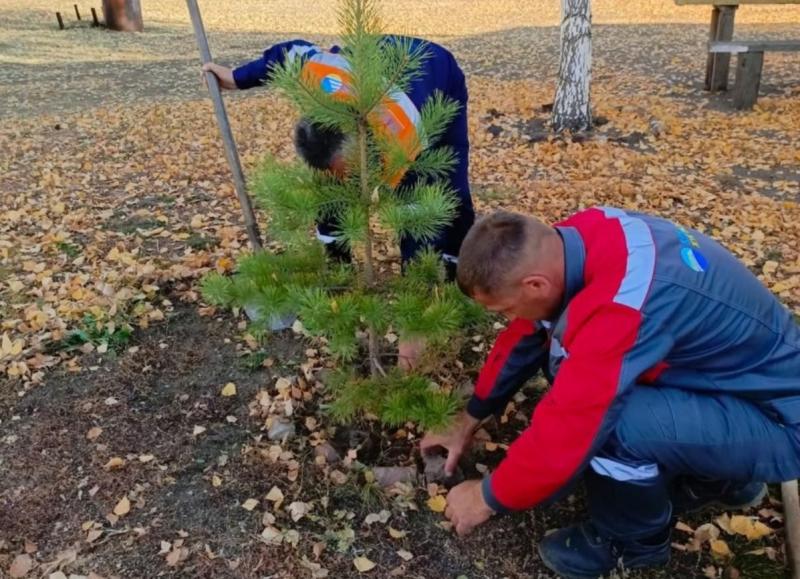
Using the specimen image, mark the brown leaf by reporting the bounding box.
[103,457,125,470]
[86,427,103,441]
[165,546,188,567]
[9,554,33,578]
[113,496,131,516]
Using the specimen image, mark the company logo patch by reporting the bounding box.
[675,224,707,273]
[680,247,708,273]
[320,73,343,94]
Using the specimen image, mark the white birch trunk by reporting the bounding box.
[552,0,592,132]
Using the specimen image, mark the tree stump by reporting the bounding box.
[102,0,143,32]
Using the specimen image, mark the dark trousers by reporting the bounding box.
[588,386,800,540]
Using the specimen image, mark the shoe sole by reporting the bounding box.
[537,544,669,579]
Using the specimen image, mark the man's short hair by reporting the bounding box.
[293,118,346,170]
[456,211,547,297]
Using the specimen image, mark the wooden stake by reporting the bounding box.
[185,0,263,250]
[91,7,100,26]
[705,5,737,91]
[783,480,800,579]
[74,4,82,20]
[732,51,763,110]
[56,12,65,29]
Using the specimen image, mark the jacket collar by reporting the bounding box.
[554,225,585,318]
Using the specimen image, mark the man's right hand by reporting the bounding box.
[201,63,237,90]
[420,411,480,477]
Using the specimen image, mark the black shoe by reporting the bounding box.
[538,522,670,579]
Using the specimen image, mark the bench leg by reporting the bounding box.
[732,51,763,110]
[705,5,738,91]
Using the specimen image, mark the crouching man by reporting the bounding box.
[421,207,800,578]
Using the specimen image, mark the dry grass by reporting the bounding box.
[1,0,800,66]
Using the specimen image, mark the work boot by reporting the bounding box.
[537,522,670,579]
[671,478,767,515]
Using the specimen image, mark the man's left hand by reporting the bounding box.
[445,479,495,536]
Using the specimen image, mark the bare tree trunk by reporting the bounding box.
[358,120,375,287]
[357,119,382,377]
[102,0,143,32]
[552,0,592,132]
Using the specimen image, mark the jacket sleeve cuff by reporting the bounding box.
[233,60,266,90]
[466,394,504,421]
[481,474,512,514]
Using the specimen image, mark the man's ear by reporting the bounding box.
[520,273,550,296]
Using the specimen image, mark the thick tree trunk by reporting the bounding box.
[552,0,592,132]
[102,0,143,32]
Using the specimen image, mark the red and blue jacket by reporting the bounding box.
[471,207,800,512]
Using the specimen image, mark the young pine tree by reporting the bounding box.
[201,0,483,430]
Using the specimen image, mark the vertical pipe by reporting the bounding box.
[74,4,82,20]
[56,12,65,29]
[91,7,100,26]
[185,0,263,250]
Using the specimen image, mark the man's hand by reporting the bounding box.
[201,62,237,90]
[420,411,479,476]
[445,479,495,536]
[397,337,426,372]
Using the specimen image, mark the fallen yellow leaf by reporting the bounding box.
[710,539,732,558]
[353,556,376,573]
[427,495,447,513]
[730,515,772,540]
[103,457,125,470]
[113,496,131,517]
[221,382,237,397]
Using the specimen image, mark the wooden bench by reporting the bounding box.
[709,40,800,108]
[675,0,800,97]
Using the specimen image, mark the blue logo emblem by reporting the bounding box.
[681,247,708,272]
[676,229,692,247]
[320,74,343,94]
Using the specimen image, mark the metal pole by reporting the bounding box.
[186,0,263,250]
[91,7,100,26]
[783,481,800,579]
[56,12,65,29]
[74,4,82,20]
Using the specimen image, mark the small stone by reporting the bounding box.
[268,419,296,441]
[649,119,666,137]
[372,466,418,488]
[422,454,464,487]
[314,442,341,464]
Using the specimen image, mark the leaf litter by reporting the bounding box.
[0,1,798,578]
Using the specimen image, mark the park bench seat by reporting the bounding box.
[708,40,800,109]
